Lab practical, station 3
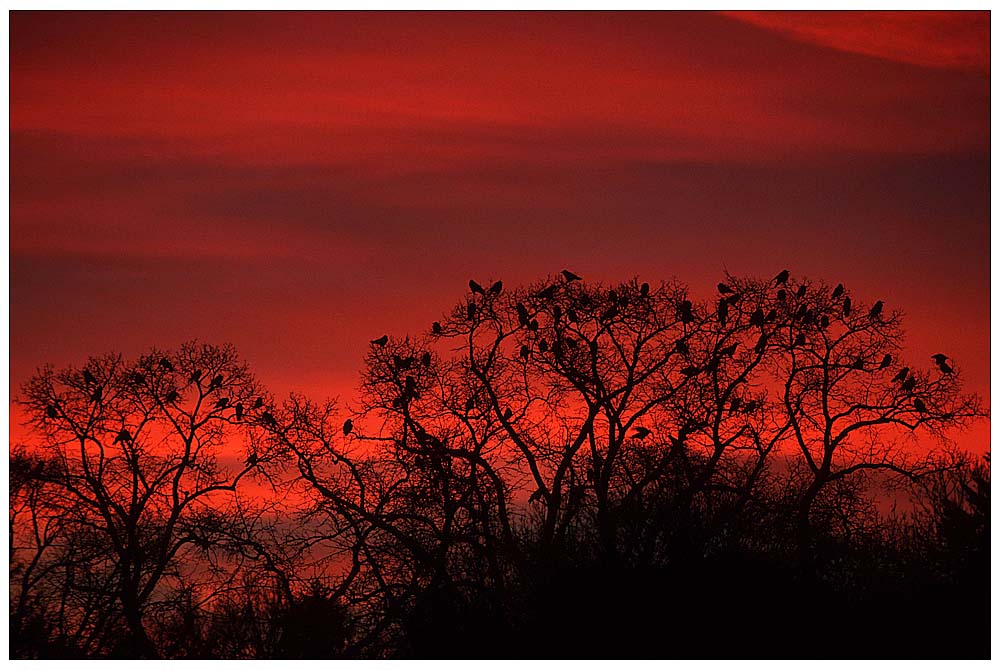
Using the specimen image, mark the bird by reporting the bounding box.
[562,269,582,282]
[795,304,808,321]
[754,333,768,354]
[214,397,230,409]
[131,372,146,385]
[83,369,96,385]
[515,303,530,326]
[519,345,530,359]
[868,301,884,320]
[680,366,701,377]
[113,429,133,445]
[819,315,830,329]
[260,412,277,428]
[536,284,559,300]
[467,303,477,320]
[901,377,917,393]
[892,367,910,383]
[632,427,652,440]
[421,352,432,367]
[210,374,224,389]
[774,269,790,286]
[720,343,738,357]
[245,453,258,467]
[832,284,844,299]
[528,319,539,332]
[371,335,389,347]
[879,354,892,370]
[489,280,503,296]
[931,353,949,366]
[503,407,513,420]
[234,403,244,421]
[640,282,650,297]
[718,282,734,294]
[843,297,852,316]
[678,300,694,324]
[743,400,759,413]
[190,369,203,384]
[793,333,806,347]
[601,303,619,322]
[432,321,443,335]
[765,309,777,323]
[938,361,954,375]
[159,357,174,372]
[538,339,549,353]
[717,299,729,327]
[165,389,180,403]
[749,308,765,327]
[729,397,741,414]
[796,285,807,299]
[567,308,579,323]
[469,279,485,295]
[851,357,865,371]
[913,398,927,413]
[776,289,787,302]
[45,405,59,419]
[252,397,264,409]
[674,339,689,355]
[343,419,353,435]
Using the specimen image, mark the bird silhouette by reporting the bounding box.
[252,397,264,409]
[343,419,353,436]
[515,303,530,326]
[489,280,503,295]
[113,429,133,445]
[536,284,559,300]
[879,354,892,370]
[819,315,830,329]
[729,397,741,414]
[832,284,844,299]
[793,333,806,347]
[601,304,619,322]
[765,309,777,323]
[851,357,865,371]
[528,319,539,332]
[214,397,230,409]
[640,282,650,297]
[210,374,224,389]
[938,361,954,374]
[796,285,807,299]
[503,407,513,420]
[931,353,949,365]
[632,427,652,440]
[519,344,530,359]
[234,403,244,421]
[774,269,790,285]
[562,270,582,282]
[892,367,910,383]
[261,412,277,427]
[718,283,734,294]
[868,301,884,320]
[45,405,59,419]
[794,304,807,320]
[567,308,579,323]
[432,321,443,335]
[749,308,765,327]
[467,303,477,320]
[159,357,174,372]
[678,300,694,324]
[720,343,738,357]
[913,398,927,413]
[674,339,689,355]
[371,335,389,347]
[743,400,759,413]
[469,279,485,295]
[131,372,146,385]
[754,333,768,354]
[245,452,258,467]
[83,369,96,385]
[776,289,787,302]
[538,338,549,353]
[680,366,701,377]
[725,293,741,306]
[843,297,852,316]
[190,369,203,383]
[717,299,729,326]
[165,389,180,403]
[901,377,917,393]
[421,352,431,367]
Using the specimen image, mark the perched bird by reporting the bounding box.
[516,303,530,326]
[45,405,59,419]
[795,305,808,320]
[421,352,432,367]
[720,343,738,357]
[83,369,96,385]
[536,284,559,300]
[245,453,258,467]
[632,427,652,440]
[562,269,583,282]
[729,397,741,414]
[793,333,806,348]
[640,282,650,297]
[214,397,230,409]
[252,397,264,409]
[489,280,503,296]
[567,308,579,323]
[680,366,701,377]
[718,282,734,294]
[538,338,549,353]
[131,372,146,385]
[901,377,917,393]
[343,419,353,436]
[717,299,729,327]
[234,403,244,421]
[749,308,765,327]
[819,315,830,329]
[674,339,689,355]
[469,279,485,295]
[371,335,389,347]
[938,361,954,375]
[931,353,950,366]
[261,412,277,427]
[796,285,807,299]
[776,289,787,302]
[113,429,133,445]
[843,297,852,316]
[165,389,180,403]
[774,269,790,286]
[678,300,694,324]
[432,321,443,335]
[850,358,865,371]
[601,304,619,322]
[879,354,892,370]
[868,301,884,320]
[519,344,530,359]
[832,284,844,299]
[210,374,224,389]
[725,293,741,306]
[190,369,203,383]
[467,303,477,320]
[765,309,777,323]
[755,333,768,354]
[503,407,513,420]
[528,319,539,332]
[159,357,174,372]
[913,398,927,413]
[743,400,759,414]
[892,367,910,384]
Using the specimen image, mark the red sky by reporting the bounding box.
[9,11,990,450]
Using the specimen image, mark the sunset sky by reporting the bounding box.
[10,11,990,449]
